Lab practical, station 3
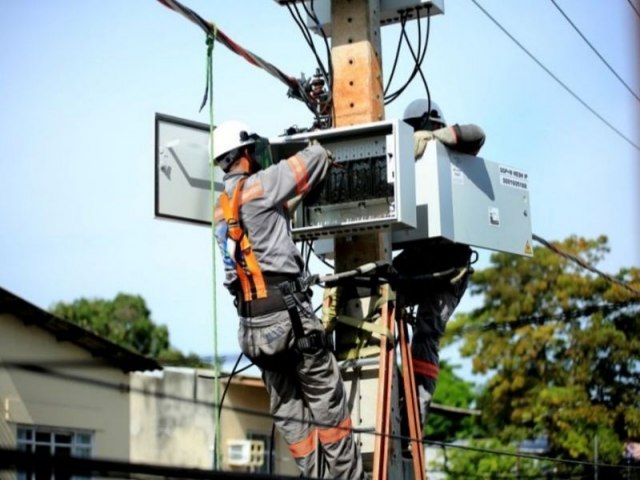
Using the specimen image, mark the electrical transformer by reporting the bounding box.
[391,139,533,257]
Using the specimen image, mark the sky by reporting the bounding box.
[1,1,638,378]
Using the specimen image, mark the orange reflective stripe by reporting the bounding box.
[288,430,317,459]
[287,154,309,194]
[241,181,264,203]
[413,359,439,380]
[318,416,353,445]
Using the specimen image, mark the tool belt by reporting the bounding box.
[235,274,307,317]
[237,273,332,353]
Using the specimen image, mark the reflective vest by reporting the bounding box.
[219,177,268,301]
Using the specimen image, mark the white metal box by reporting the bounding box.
[392,140,533,256]
[270,119,416,240]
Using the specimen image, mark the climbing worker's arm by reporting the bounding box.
[414,124,486,159]
[260,143,331,208]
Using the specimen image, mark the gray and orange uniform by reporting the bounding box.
[215,144,365,480]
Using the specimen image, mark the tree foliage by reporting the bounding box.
[51,293,208,367]
[437,438,556,479]
[445,235,640,474]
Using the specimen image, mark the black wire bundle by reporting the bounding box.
[384,6,432,106]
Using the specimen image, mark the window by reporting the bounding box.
[247,432,273,474]
[17,426,93,480]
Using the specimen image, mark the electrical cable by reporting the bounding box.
[627,0,640,20]
[469,0,640,152]
[533,233,640,296]
[285,2,333,127]
[3,361,639,473]
[423,438,640,471]
[216,352,244,426]
[384,7,432,105]
[385,13,417,103]
[0,446,298,480]
[292,1,330,82]
[549,0,640,103]
[304,240,313,273]
[5,439,631,479]
[303,0,334,125]
[157,0,318,116]
[455,299,640,335]
[383,11,410,97]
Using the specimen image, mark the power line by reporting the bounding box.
[469,0,640,152]
[0,446,296,480]
[456,300,640,335]
[425,438,640,471]
[532,233,640,297]
[3,361,639,473]
[627,0,640,20]
[549,0,640,103]
[156,0,318,116]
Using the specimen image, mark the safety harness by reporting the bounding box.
[220,177,331,353]
[219,176,267,301]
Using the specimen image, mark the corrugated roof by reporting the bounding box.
[0,287,162,373]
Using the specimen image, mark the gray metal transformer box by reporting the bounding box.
[392,140,533,257]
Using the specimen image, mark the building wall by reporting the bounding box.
[130,368,215,468]
[0,313,131,460]
[131,368,298,476]
[223,376,298,476]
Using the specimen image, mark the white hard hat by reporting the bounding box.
[212,120,256,171]
[403,98,446,126]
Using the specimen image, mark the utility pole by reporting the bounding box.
[329,2,408,479]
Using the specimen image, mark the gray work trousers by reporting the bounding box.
[238,300,365,479]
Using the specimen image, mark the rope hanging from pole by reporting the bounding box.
[201,28,222,470]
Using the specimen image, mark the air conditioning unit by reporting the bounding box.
[227,439,265,467]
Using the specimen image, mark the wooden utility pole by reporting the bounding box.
[330,2,409,479]
[331,0,387,302]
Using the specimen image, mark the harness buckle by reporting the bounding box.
[295,331,334,353]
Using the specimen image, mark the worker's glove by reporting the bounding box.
[309,138,334,162]
[415,125,486,158]
[414,130,435,159]
[433,124,486,155]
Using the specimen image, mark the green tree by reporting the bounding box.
[441,438,556,479]
[444,235,640,476]
[51,293,208,367]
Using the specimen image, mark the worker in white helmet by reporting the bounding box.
[212,120,365,479]
[395,98,485,430]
